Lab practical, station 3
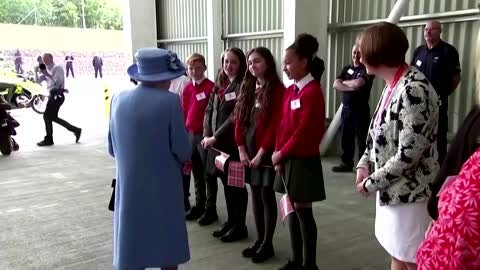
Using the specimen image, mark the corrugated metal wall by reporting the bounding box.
[156,0,208,65]
[328,0,479,132]
[223,0,284,75]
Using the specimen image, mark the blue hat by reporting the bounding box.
[127,48,186,82]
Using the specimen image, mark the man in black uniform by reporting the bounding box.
[332,45,374,172]
[411,20,461,164]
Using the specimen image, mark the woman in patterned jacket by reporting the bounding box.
[355,22,439,270]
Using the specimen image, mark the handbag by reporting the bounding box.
[108,179,116,211]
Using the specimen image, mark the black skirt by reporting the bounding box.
[244,112,275,187]
[273,156,326,203]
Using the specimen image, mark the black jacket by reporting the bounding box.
[428,105,480,220]
[203,79,241,175]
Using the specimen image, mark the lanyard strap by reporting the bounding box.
[374,64,407,131]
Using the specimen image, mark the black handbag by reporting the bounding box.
[108,179,116,211]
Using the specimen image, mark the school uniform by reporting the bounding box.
[182,78,215,213]
[204,78,248,241]
[235,82,285,186]
[274,73,326,203]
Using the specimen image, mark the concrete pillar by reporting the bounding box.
[282,0,330,85]
[206,0,223,80]
[122,0,158,65]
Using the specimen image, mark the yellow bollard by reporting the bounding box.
[104,84,110,118]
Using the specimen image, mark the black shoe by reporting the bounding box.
[212,222,233,238]
[74,129,82,143]
[220,224,248,242]
[332,163,353,172]
[37,138,54,147]
[242,241,262,258]
[184,200,191,212]
[185,205,204,221]
[11,138,19,151]
[251,244,274,263]
[278,260,303,270]
[197,210,218,226]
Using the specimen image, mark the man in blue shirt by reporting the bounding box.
[411,20,461,164]
[332,45,374,172]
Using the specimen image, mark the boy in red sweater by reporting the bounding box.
[182,53,217,225]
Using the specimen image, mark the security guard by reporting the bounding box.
[411,20,461,164]
[332,45,374,172]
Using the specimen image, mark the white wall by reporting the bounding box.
[122,0,158,65]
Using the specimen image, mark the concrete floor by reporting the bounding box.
[0,76,389,270]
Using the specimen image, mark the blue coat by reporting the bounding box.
[108,85,192,270]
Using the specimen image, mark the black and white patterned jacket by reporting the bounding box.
[357,67,440,205]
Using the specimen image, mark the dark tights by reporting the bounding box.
[251,186,277,246]
[287,206,317,268]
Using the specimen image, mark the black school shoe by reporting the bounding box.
[37,137,54,147]
[220,224,248,242]
[251,244,274,263]
[242,241,262,258]
[185,205,204,221]
[197,209,218,226]
[212,222,233,238]
[278,260,304,270]
[332,163,353,172]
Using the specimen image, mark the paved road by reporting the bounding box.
[0,76,390,270]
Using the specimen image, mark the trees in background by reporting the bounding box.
[0,0,122,30]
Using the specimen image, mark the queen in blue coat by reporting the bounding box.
[108,48,192,270]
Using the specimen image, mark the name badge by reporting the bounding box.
[416,60,422,67]
[196,92,206,101]
[347,69,354,75]
[290,99,301,110]
[225,92,237,101]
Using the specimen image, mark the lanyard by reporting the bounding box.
[374,64,407,132]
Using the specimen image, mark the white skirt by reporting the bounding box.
[374,193,431,263]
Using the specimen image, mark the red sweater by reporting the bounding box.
[181,79,214,134]
[235,83,286,153]
[275,80,325,160]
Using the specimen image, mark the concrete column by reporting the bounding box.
[206,0,223,80]
[282,0,330,85]
[122,0,158,65]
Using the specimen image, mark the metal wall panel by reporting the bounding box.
[327,3,479,132]
[156,0,208,71]
[331,0,478,23]
[156,0,207,39]
[159,42,209,66]
[223,0,284,78]
[224,0,283,35]
[225,37,284,75]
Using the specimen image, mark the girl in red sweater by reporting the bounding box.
[272,34,326,270]
[234,47,285,263]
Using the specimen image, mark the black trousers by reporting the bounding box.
[221,174,248,225]
[340,106,370,167]
[437,104,448,165]
[187,133,217,210]
[44,94,79,139]
[94,66,103,78]
[66,63,74,78]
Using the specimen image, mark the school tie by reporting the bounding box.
[294,85,300,94]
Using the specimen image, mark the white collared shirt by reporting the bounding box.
[294,73,314,93]
[192,77,206,86]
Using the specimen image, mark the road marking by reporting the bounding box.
[6,208,24,213]
[31,203,59,209]
[51,173,66,179]
[0,180,21,185]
